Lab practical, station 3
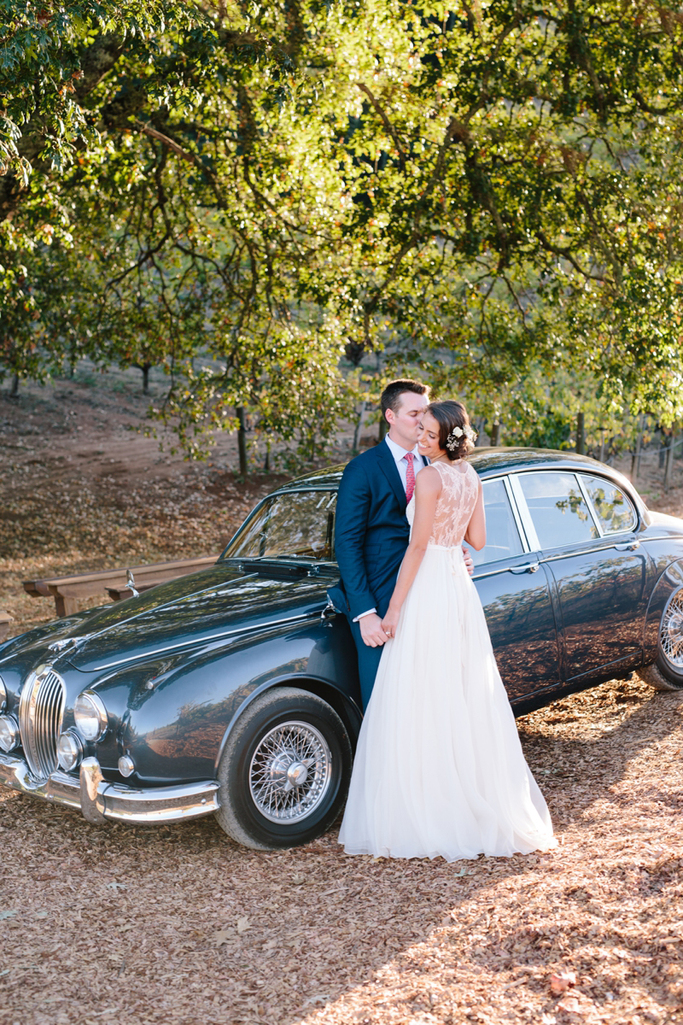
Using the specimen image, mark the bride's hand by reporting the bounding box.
[381,608,399,640]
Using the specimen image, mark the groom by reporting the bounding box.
[331,380,473,709]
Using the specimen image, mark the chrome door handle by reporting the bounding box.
[320,600,337,625]
[510,562,540,574]
[613,539,640,551]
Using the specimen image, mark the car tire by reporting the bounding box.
[637,588,683,692]
[215,686,353,850]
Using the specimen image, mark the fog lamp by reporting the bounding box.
[57,732,83,772]
[0,674,6,713]
[118,754,135,778]
[0,715,19,753]
[74,691,108,742]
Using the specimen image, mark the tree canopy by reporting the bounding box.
[3,1,683,461]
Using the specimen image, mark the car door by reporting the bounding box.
[514,470,649,681]
[472,476,561,705]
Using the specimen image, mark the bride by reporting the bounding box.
[339,399,556,861]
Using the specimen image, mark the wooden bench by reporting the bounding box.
[23,556,219,618]
[0,610,14,642]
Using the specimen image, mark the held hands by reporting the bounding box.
[359,612,389,648]
[380,606,400,641]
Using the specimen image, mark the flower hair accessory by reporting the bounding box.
[446,423,477,451]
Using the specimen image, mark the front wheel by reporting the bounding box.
[215,687,353,850]
[638,588,683,692]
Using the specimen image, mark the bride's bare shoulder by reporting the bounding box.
[415,464,443,492]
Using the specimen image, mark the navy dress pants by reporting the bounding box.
[348,616,385,711]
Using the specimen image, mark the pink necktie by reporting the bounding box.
[404,452,415,503]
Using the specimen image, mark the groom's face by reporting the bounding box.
[386,390,430,450]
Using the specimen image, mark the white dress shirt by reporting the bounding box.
[383,434,425,488]
[354,435,424,622]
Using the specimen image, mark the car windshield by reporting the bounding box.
[221,490,337,562]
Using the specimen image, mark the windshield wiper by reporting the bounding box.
[237,557,338,579]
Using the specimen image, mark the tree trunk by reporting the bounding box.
[141,363,151,396]
[236,407,248,476]
[665,431,676,490]
[352,402,366,454]
[378,416,389,442]
[576,411,585,454]
[263,439,271,472]
[9,373,19,397]
[631,431,642,481]
[489,422,500,446]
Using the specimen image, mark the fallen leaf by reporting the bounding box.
[212,929,232,946]
[236,916,250,934]
[550,970,577,996]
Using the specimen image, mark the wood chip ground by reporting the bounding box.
[1,377,682,1024]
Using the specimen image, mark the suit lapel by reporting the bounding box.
[376,440,408,510]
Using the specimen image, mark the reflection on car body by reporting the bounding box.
[1,447,683,850]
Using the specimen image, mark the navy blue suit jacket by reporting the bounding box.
[332,441,428,621]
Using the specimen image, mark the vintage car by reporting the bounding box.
[0,448,682,850]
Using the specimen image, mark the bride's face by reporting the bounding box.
[418,412,445,460]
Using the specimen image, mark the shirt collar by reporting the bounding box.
[384,434,420,463]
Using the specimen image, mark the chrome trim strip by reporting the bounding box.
[507,474,541,551]
[502,475,532,554]
[0,752,220,824]
[77,611,322,673]
[540,541,641,564]
[575,473,604,538]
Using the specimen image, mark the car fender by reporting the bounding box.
[91,615,359,784]
[642,559,683,658]
[213,671,363,774]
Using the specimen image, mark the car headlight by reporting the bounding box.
[0,715,19,753]
[0,674,6,712]
[73,691,108,742]
[57,731,84,772]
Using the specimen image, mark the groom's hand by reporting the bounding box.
[359,612,388,647]
[462,545,474,576]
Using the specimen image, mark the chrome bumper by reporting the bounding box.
[0,752,220,825]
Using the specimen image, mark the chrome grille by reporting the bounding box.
[18,667,66,779]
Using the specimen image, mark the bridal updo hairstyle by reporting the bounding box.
[426,400,475,460]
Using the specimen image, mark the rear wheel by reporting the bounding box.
[637,588,683,692]
[215,687,352,850]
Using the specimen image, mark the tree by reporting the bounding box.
[3,1,683,457]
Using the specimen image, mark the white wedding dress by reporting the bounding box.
[339,459,556,861]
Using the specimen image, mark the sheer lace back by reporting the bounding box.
[407,460,479,547]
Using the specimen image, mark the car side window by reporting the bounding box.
[470,478,525,567]
[581,475,637,535]
[518,471,599,549]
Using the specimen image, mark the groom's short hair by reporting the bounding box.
[381,379,429,421]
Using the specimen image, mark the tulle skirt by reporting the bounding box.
[339,545,557,861]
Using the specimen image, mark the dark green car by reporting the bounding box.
[0,448,681,849]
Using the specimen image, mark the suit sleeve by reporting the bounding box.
[335,459,376,620]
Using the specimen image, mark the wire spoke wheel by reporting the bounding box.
[249,720,332,823]
[216,687,353,850]
[660,590,683,671]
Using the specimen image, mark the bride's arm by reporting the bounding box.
[380,467,441,637]
[464,478,486,550]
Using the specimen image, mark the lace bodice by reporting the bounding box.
[407,459,479,547]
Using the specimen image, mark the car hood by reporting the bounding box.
[3,563,331,675]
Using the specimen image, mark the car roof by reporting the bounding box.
[276,446,637,497]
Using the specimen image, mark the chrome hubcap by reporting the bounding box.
[249,720,332,823]
[660,591,683,669]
